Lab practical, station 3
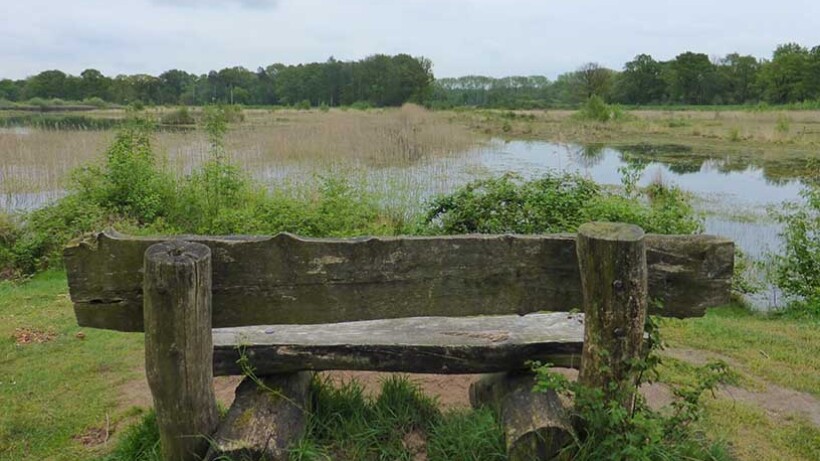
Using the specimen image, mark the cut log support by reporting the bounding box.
[206,372,313,461]
[470,372,572,461]
[576,222,648,408]
[144,241,219,461]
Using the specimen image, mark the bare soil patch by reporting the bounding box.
[73,426,109,447]
[11,327,57,345]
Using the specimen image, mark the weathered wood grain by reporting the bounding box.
[470,372,572,461]
[205,372,313,461]
[143,241,219,461]
[213,313,585,375]
[577,222,648,410]
[64,231,733,332]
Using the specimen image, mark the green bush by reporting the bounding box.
[83,97,109,108]
[0,212,21,274]
[26,97,49,108]
[420,172,701,236]
[531,319,732,461]
[350,101,372,111]
[574,95,631,123]
[773,163,819,318]
[159,107,195,126]
[74,121,174,224]
[7,195,108,274]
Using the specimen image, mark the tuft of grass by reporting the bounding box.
[97,411,160,461]
[426,409,506,461]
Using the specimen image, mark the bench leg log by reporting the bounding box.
[144,241,219,461]
[470,372,572,461]
[206,372,313,461]
[576,222,648,410]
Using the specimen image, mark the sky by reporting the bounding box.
[1,0,818,80]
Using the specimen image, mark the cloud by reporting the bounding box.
[152,0,278,9]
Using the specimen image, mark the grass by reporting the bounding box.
[97,375,505,461]
[0,270,144,461]
[701,399,819,461]
[5,106,820,213]
[2,274,818,460]
[660,305,820,397]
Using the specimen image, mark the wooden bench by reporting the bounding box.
[64,223,733,461]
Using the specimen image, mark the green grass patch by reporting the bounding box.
[700,399,820,461]
[97,376,505,461]
[660,305,820,397]
[0,270,144,461]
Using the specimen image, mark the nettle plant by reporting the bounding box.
[531,316,732,461]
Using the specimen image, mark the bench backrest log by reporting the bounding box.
[64,230,734,332]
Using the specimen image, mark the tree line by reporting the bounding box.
[1,43,818,109]
[432,43,820,108]
[0,54,433,108]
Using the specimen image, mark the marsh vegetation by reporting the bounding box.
[0,103,817,461]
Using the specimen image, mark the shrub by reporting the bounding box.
[74,120,174,224]
[531,318,732,461]
[420,172,701,236]
[7,195,108,274]
[772,162,819,318]
[775,114,791,135]
[296,99,311,110]
[82,97,108,108]
[159,107,195,126]
[26,97,49,108]
[0,212,21,275]
[350,101,372,111]
[222,104,245,122]
[574,95,630,123]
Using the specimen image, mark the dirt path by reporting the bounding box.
[664,347,820,426]
[114,347,819,428]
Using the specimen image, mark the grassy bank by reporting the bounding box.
[451,108,820,181]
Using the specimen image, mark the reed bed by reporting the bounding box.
[0,105,481,212]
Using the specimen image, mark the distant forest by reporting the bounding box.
[1,43,818,109]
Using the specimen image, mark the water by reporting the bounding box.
[468,140,804,254]
[457,139,808,309]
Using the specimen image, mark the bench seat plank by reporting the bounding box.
[212,312,585,375]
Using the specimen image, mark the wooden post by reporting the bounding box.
[576,222,648,408]
[144,241,219,461]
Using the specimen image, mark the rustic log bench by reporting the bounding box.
[64,224,733,461]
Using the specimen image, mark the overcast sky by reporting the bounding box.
[2,0,818,80]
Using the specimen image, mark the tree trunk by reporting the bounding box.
[144,241,218,461]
